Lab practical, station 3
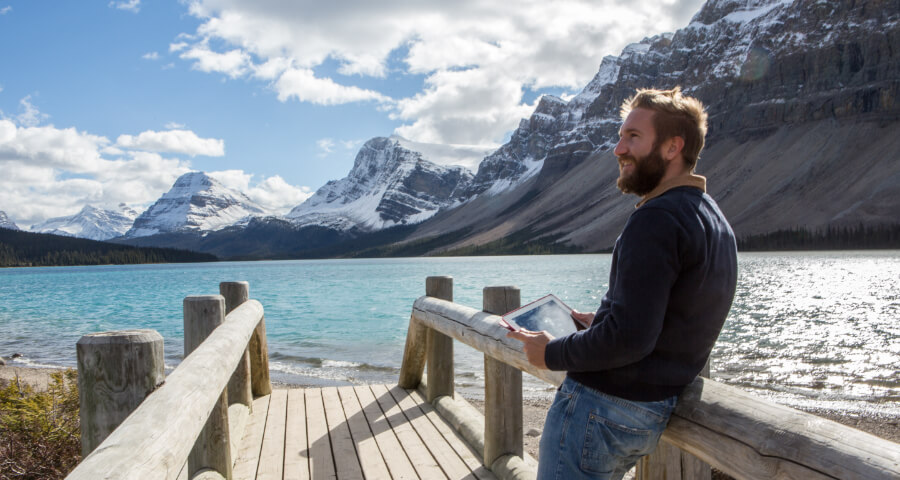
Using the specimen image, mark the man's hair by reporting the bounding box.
[620,87,708,170]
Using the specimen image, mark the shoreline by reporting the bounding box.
[4,364,898,460]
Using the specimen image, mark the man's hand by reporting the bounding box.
[506,329,553,369]
[571,310,595,329]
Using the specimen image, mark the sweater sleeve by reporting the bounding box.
[544,207,683,372]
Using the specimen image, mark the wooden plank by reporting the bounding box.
[322,387,365,480]
[408,389,496,480]
[256,389,287,480]
[232,394,271,480]
[284,389,310,480]
[354,385,420,480]
[388,385,472,479]
[305,388,337,480]
[370,383,446,479]
[337,386,392,480]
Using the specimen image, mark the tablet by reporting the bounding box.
[500,294,584,338]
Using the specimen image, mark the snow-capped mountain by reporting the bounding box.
[402,0,900,252]
[126,171,267,238]
[0,211,19,230]
[287,137,474,231]
[30,204,138,240]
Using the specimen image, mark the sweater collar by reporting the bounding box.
[636,173,707,208]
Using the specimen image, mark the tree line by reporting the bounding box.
[737,224,900,251]
[0,228,217,267]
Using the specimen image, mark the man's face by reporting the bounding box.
[613,108,666,196]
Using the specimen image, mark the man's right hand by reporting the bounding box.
[571,310,594,329]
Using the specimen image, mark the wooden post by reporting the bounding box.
[638,358,712,480]
[220,281,253,408]
[398,313,427,389]
[482,286,523,467]
[184,295,232,480]
[426,276,454,402]
[76,330,165,457]
[249,314,272,397]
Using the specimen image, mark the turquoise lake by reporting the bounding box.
[1,252,897,415]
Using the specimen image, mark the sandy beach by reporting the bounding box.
[4,364,898,461]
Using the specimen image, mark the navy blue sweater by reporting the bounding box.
[545,186,737,401]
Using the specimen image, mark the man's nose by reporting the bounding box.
[613,137,627,156]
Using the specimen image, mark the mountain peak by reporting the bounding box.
[287,137,473,231]
[30,204,138,240]
[0,211,19,231]
[125,171,267,238]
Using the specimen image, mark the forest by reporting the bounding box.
[0,228,217,267]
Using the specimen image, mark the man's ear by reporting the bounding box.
[662,136,685,161]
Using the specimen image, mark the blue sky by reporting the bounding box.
[0,0,703,227]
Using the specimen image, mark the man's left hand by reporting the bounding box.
[506,328,553,369]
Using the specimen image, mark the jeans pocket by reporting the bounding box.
[580,412,655,476]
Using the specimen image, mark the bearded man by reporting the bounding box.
[509,87,737,480]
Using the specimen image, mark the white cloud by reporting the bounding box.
[142,51,160,60]
[0,119,192,228]
[316,138,335,156]
[0,6,11,15]
[209,170,312,214]
[174,0,706,147]
[16,95,49,127]
[165,121,185,130]
[109,0,140,13]
[116,129,225,157]
[275,68,388,105]
[179,43,250,78]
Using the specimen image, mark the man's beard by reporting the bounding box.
[617,148,666,196]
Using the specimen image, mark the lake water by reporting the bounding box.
[0,252,897,416]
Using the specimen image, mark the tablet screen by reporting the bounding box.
[501,294,580,338]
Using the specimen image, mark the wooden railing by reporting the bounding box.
[399,276,900,480]
[67,282,271,480]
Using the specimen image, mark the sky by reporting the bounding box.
[0,0,705,228]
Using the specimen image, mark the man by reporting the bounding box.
[508,87,737,479]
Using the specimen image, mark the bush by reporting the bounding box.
[0,370,81,480]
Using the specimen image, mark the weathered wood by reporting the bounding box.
[370,383,446,479]
[322,387,365,480]
[233,394,271,479]
[408,389,498,480]
[67,300,265,480]
[337,386,392,480]
[412,296,565,387]
[220,282,253,409]
[283,389,310,480]
[427,276,455,402]
[398,315,427,389]
[255,389,286,480]
[249,315,272,397]
[355,385,420,479]
[76,329,166,457]
[391,385,473,479]
[482,286,524,467]
[665,376,900,479]
[184,295,233,480]
[304,388,337,480]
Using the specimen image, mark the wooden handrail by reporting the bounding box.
[404,293,900,479]
[67,298,266,480]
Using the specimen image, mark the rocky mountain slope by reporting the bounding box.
[125,171,267,238]
[287,137,474,231]
[30,204,138,241]
[0,211,19,231]
[397,0,900,253]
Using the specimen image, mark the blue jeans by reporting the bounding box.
[537,377,677,480]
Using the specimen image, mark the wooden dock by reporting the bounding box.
[235,385,495,480]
